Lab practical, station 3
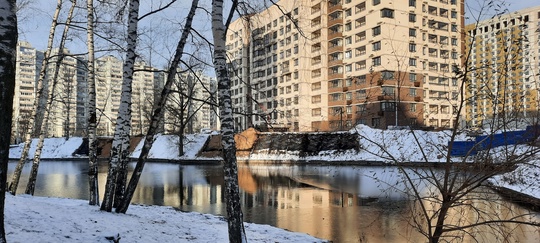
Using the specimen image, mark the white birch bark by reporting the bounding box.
[101,0,139,212]
[212,0,246,242]
[8,0,62,195]
[116,0,199,213]
[26,0,77,195]
[0,1,17,241]
[87,0,99,206]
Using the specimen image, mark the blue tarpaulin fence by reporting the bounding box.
[449,125,540,157]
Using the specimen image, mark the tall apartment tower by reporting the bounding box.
[465,6,540,128]
[95,56,157,136]
[12,41,43,142]
[226,0,464,131]
[163,71,218,134]
[44,48,88,138]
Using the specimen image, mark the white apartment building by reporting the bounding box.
[44,48,88,138]
[95,56,157,136]
[12,41,43,142]
[227,0,464,131]
[465,6,540,128]
[163,71,218,134]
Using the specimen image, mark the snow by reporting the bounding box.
[130,134,211,160]
[6,126,540,241]
[4,194,324,243]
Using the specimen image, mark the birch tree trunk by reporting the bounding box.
[86,0,99,206]
[0,1,17,241]
[8,0,62,195]
[101,0,139,212]
[26,0,77,195]
[211,0,246,242]
[116,0,199,213]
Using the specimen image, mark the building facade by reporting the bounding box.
[226,0,464,131]
[163,71,218,134]
[465,6,540,128]
[12,41,43,143]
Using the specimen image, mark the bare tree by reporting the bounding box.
[212,0,246,242]
[86,0,99,205]
[26,0,77,195]
[0,1,17,241]
[101,0,140,212]
[8,0,63,195]
[115,0,199,214]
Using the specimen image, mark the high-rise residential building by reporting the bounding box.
[163,71,218,134]
[12,41,43,142]
[464,6,540,128]
[226,0,464,131]
[95,56,157,136]
[45,48,88,138]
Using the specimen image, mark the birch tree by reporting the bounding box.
[116,0,199,213]
[86,0,99,206]
[25,0,77,195]
[212,0,246,241]
[8,0,63,195]
[101,0,140,212]
[0,1,17,241]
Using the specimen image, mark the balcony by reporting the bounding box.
[328,72,343,80]
[328,31,343,40]
[328,44,343,54]
[328,2,342,13]
[328,59,343,67]
[328,17,343,27]
[414,81,421,87]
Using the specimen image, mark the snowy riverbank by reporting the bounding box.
[8,125,540,203]
[4,194,325,242]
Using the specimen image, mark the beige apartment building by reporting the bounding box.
[227,0,464,131]
[464,6,540,128]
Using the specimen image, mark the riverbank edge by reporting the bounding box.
[11,157,539,211]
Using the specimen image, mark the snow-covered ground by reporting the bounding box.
[4,194,324,243]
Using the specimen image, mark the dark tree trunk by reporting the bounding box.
[0,1,17,241]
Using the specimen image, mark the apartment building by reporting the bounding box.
[95,56,158,136]
[464,6,540,128]
[227,0,464,131]
[163,71,218,134]
[12,41,43,142]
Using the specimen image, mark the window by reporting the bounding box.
[372,26,381,36]
[381,70,394,80]
[381,102,396,111]
[382,86,395,95]
[409,43,416,52]
[409,13,416,22]
[451,38,457,46]
[410,104,417,112]
[345,22,352,31]
[312,95,321,103]
[356,103,366,112]
[409,73,417,82]
[409,88,417,96]
[409,0,416,7]
[373,0,380,6]
[409,58,417,66]
[381,8,394,18]
[372,56,381,66]
[357,75,366,84]
[451,10,457,19]
[372,41,381,51]
[312,108,321,116]
[409,28,416,37]
[451,24,458,32]
[345,50,352,59]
